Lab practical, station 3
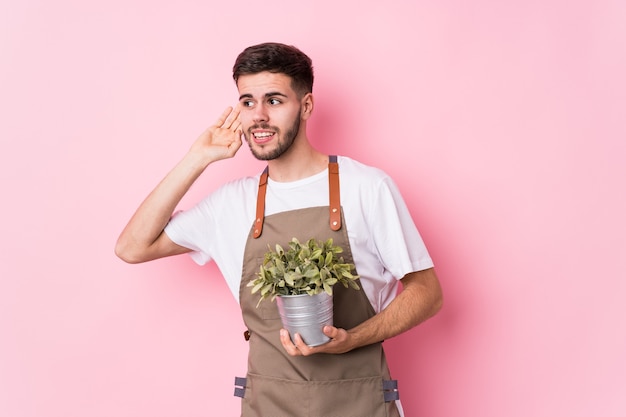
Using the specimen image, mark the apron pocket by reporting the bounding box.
[241,373,396,417]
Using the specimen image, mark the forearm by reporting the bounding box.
[347,268,443,350]
[115,151,211,263]
[282,267,443,355]
[115,106,242,263]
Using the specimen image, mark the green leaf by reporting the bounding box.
[250,282,264,294]
[304,267,320,279]
[325,277,338,287]
[284,272,295,286]
[251,236,360,301]
[342,270,355,279]
[261,283,273,296]
[325,251,333,266]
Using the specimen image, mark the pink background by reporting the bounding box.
[1,1,625,416]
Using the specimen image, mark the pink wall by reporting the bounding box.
[1,1,624,416]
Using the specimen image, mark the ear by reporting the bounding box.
[300,93,314,120]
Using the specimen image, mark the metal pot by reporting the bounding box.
[276,292,333,347]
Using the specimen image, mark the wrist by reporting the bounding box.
[182,149,215,172]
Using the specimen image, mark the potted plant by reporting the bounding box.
[248,237,360,346]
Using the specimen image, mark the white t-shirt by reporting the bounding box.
[164,156,433,312]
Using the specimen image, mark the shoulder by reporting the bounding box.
[337,156,408,216]
[337,156,395,195]
[337,156,389,183]
[178,174,260,224]
[207,174,260,204]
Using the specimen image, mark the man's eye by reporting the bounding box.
[269,98,281,105]
[242,100,254,107]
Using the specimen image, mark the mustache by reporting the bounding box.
[249,124,274,131]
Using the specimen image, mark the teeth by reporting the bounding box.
[254,132,273,138]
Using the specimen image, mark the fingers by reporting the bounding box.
[281,329,332,357]
[280,329,320,356]
[215,106,241,131]
[280,327,353,356]
[323,325,339,338]
[230,118,242,134]
[280,329,301,356]
[223,108,241,130]
[227,131,244,155]
[214,106,233,127]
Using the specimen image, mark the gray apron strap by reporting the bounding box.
[233,376,247,398]
[383,379,400,402]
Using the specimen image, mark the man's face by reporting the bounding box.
[237,71,305,161]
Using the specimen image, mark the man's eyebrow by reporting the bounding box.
[238,91,288,100]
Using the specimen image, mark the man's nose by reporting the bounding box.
[253,103,268,123]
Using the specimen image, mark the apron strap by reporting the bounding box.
[328,155,341,231]
[252,167,269,239]
[233,376,247,398]
[253,156,341,239]
[234,377,400,403]
[383,379,400,402]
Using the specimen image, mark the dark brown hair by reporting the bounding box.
[232,42,314,96]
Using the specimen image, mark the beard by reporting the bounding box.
[245,109,301,161]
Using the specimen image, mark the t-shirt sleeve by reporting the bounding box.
[162,176,258,272]
[368,175,434,279]
[164,201,213,266]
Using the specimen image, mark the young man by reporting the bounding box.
[116,42,442,417]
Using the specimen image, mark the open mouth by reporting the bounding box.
[251,130,275,144]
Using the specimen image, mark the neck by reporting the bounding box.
[266,135,328,182]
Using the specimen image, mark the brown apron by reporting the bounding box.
[235,156,401,417]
